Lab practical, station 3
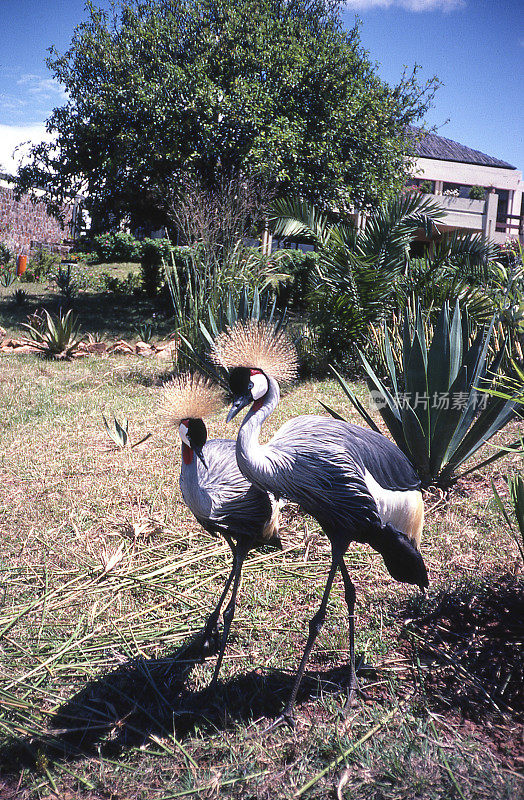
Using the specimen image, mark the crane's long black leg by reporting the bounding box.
[209,539,249,689]
[261,546,342,734]
[338,558,367,712]
[198,536,238,653]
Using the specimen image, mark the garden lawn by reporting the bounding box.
[0,353,522,799]
[0,262,176,343]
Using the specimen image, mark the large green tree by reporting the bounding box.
[16,0,438,232]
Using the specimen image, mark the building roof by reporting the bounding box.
[412,129,516,170]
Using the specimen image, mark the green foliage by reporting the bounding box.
[0,242,14,268]
[54,264,77,305]
[400,231,500,325]
[102,414,129,449]
[419,180,434,194]
[135,321,155,343]
[266,249,318,310]
[92,231,142,263]
[15,0,438,231]
[327,303,518,487]
[102,271,142,295]
[21,309,84,360]
[468,185,485,200]
[0,242,16,289]
[20,248,60,283]
[164,242,263,356]
[140,238,173,297]
[181,283,286,387]
[0,265,17,288]
[270,193,445,362]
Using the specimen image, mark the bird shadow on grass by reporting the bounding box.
[0,631,354,774]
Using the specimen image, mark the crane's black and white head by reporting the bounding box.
[211,320,298,422]
[226,367,269,421]
[179,417,208,467]
[159,372,225,468]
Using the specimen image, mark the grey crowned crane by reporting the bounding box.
[160,372,281,686]
[213,321,428,728]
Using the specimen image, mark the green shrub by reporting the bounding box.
[20,248,60,282]
[140,238,173,297]
[0,242,13,267]
[468,185,485,200]
[93,231,142,263]
[419,180,434,194]
[102,271,142,295]
[273,249,317,309]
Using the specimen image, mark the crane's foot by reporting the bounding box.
[340,661,372,716]
[252,712,296,737]
[199,623,221,656]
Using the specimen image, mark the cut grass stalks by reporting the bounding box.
[296,699,406,797]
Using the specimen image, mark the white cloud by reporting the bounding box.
[344,0,465,10]
[0,124,55,176]
[17,74,68,103]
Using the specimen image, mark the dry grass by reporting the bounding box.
[0,354,522,799]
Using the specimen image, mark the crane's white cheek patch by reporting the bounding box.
[250,373,269,401]
[179,423,190,447]
[364,470,424,546]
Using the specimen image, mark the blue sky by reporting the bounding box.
[0,0,523,174]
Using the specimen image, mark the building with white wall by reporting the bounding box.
[409,130,523,244]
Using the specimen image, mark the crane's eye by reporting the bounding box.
[250,372,268,400]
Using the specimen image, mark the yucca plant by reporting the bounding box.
[163,240,263,351]
[326,302,520,487]
[54,264,77,305]
[178,283,287,387]
[21,308,84,359]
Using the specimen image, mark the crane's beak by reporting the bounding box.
[194,446,207,469]
[226,394,251,422]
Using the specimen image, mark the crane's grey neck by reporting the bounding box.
[236,376,280,480]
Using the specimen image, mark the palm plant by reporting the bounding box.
[21,309,84,359]
[325,303,520,487]
[269,194,446,361]
[401,230,500,324]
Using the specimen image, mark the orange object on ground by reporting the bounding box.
[17,255,27,276]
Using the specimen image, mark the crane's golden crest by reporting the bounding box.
[159,372,225,424]
[212,320,298,383]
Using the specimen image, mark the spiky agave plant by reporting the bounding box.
[326,302,520,487]
[21,308,84,359]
